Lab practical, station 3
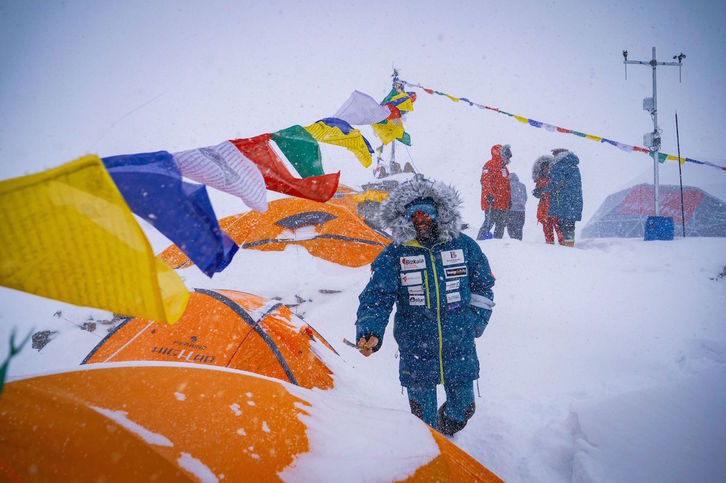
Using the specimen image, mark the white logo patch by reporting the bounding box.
[441,249,465,266]
[408,285,424,295]
[446,291,461,304]
[408,294,425,306]
[400,271,423,286]
[445,280,460,291]
[400,255,426,271]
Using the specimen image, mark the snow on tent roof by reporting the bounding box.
[160,196,390,269]
[0,365,502,481]
[83,289,337,390]
[582,183,726,238]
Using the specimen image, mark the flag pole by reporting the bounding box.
[675,112,686,237]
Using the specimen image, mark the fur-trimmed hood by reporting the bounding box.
[380,174,463,244]
[532,154,554,181]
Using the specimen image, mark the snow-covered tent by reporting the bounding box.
[83,289,337,390]
[0,365,502,481]
[582,184,726,238]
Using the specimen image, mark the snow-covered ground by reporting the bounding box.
[2,2,726,481]
[3,225,725,481]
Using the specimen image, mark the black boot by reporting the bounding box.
[437,402,475,436]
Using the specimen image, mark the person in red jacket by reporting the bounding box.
[532,155,564,244]
[477,144,512,239]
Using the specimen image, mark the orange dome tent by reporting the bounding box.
[160,196,390,269]
[0,365,502,482]
[83,289,336,390]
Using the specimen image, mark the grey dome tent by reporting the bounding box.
[582,183,726,238]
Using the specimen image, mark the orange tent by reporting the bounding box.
[160,196,390,269]
[0,365,501,482]
[83,289,336,390]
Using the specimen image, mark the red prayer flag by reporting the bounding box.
[385,104,402,120]
[230,134,339,203]
[556,127,572,133]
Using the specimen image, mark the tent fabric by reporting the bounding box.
[271,125,324,178]
[159,197,391,268]
[103,150,238,278]
[582,183,726,238]
[83,288,336,390]
[172,140,268,212]
[231,134,340,203]
[0,365,501,482]
[333,90,392,125]
[0,155,189,324]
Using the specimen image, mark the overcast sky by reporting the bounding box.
[1,0,724,223]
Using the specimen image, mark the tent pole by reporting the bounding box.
[675,112,686,237]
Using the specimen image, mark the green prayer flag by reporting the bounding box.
[572,131,587,137]
[380,88,398,105]
[272,125,324,178]
[397,132,412,146]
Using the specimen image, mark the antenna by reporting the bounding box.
[622,46,685,216]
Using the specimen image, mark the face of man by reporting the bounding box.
[411,210,434,236]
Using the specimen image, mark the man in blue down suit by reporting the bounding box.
[355,174,496,436]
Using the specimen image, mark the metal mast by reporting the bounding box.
[623,47,685,215]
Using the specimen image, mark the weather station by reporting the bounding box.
[622,47,686,240]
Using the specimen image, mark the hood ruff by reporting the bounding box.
[380,175,463,244]
[532,154,554,181]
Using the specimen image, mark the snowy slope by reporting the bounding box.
[2,1,726,481]
[2,233,725,482]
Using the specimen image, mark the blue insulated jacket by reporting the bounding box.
[545,151,583,221]
[356,234,495,387]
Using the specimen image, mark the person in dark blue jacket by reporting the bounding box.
[356,175,496,436]
[545,149,583,246]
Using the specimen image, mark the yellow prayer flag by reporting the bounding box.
[304,122,372,167]
[389,92,415,112]
[0,156,189,324]
[585,134,603,142]
[514,115,529,124]
[666,154,686,164]
[371,121,405,145]
[444,94,460,103]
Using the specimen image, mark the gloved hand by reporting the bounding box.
[357,335,379,357]
[486,195,494,207]
[508,200,512,209]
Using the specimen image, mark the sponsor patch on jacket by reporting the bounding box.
[446,291,461,304]
[399,255,426,271]
[408,294,425,306]
[444,266,468,279]
[408,285,424,295]
[441,249,465,266]
[401,271,423,286]
[445,279,460,291]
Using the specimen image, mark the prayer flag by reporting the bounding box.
[304,118,373,167]
[0,156,189,323]
[103,151,239,278]
[271,125,324,178]
[334,90,391,125]
[231,134,339,203]
[173,140,267,212]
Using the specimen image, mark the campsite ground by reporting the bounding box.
[3,231,725,482]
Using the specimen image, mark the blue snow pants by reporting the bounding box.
[407,381,475,429]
